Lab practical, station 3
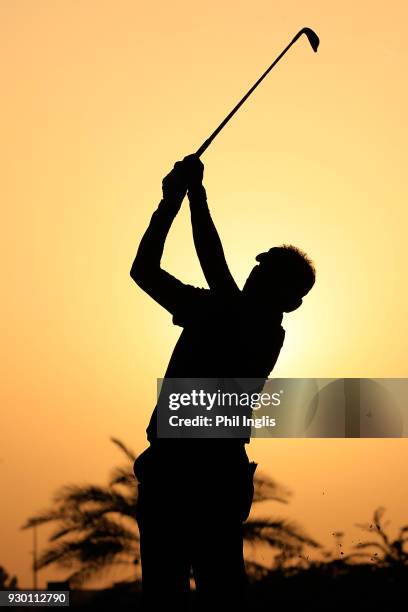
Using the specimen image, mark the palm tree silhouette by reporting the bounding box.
[351,507,408,566]
[22,438,318,586]
[243,472,319,575]
[21,439,139,586]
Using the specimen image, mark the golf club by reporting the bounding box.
[195,27,319,157]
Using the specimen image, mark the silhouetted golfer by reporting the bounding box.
[130,155,315,611]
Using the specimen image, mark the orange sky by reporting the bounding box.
[1,0,408,588]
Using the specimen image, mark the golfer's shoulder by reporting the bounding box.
[171,284,211,327]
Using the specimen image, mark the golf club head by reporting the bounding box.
[300,27,320,52]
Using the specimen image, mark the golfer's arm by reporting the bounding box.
[188,184,239,293]
[130,196,185,311]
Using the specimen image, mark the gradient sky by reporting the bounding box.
[1,0,408,588]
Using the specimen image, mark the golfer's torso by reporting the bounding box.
[145,295,284,445]
[165,298,284,379]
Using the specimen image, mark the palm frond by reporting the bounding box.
[50,484,137,518]
[21,510,64,530]
[398,525,408,539]
[243,517,320,551]
[354,542,387,554]
[109,466,137,489]
[252,472,291,505]
[110,438,136,462]
[244,560,272,581]
[373,507,391,547]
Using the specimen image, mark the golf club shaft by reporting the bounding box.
[195,30,308,157]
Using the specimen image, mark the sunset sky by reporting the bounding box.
[2,0,408,588]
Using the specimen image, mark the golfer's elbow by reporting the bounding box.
[130,261,146,287]
[130,256,156,288]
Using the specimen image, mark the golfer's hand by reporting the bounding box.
[182,154,204,189]
[162,161,188,201]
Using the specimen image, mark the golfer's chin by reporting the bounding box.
[283,297,303,313]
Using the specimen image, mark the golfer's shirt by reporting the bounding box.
[146,282,285,444]
[133,193,285,447]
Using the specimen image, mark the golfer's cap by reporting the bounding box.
[255,248,279,264]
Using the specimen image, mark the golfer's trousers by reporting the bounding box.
[134,445,254,611]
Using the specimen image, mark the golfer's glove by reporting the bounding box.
[182,154,204,189]
[162,161,188,202]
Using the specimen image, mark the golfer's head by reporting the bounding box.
[243,245,315,312]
